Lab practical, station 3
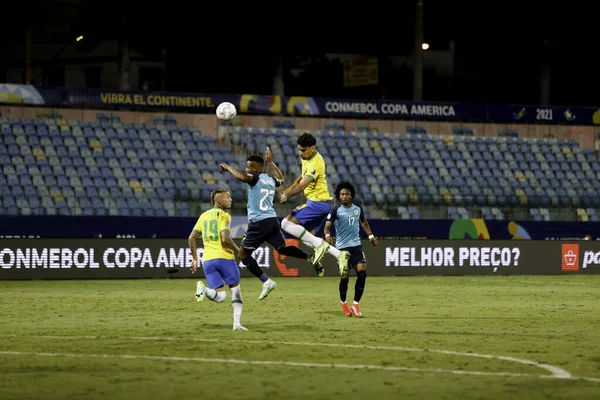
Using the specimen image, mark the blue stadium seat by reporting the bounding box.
[1,117,596,218]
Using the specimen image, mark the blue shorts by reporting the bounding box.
[202,259,240,289]
[291,200,332,232]
[341,246,367,268]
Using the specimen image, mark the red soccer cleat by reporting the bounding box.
[341,302,352,317]
[351,303,362,318]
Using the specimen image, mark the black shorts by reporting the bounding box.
[341,245,367,268]
[241,217,285,251]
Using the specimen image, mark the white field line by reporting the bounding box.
[464,278,589,286]
[515,281,588,286]
[1,350,599,383]
[1,334,591,381]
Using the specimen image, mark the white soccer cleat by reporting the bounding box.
[338,251,350,276]
[307,254,325,277]
[312,241,329,266]
[195,281,206,303]
[259,280,277,300]
[233,324,248,332]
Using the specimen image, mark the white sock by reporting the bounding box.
[281,219,324,248]
[327,246,341,258]
[231,285,243,326]
[206,288,226,303]
[353,300,359,305]
[264,278,274,285]
[204,287,217,300]
[215,292,226,303]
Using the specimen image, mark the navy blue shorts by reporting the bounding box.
[291,200,331,232]
[203,258,240,289]
[341,246,367,268]
[241,217,286,251]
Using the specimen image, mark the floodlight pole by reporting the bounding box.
[273,56,285,96]
[119,15,130,91]
[413,0,424,101]
[540,40,550,106]
[25,28,32,84]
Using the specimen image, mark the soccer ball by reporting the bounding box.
[216,102,237,121]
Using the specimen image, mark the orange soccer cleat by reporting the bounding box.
[350,303,362,318]
[341,302,352,317]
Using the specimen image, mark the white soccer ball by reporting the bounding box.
[216,102,237,121]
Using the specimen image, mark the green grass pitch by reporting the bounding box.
[1,275,599,399]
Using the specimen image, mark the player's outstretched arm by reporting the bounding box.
[359,217,378,246]
[220,230,239,256]
[280,175,312,203]
[324,221,334,245]
[219,163,253,183]
[265,146,285,187]
[188,230,203,273]
[279,175,301,200]
[286,175,302,191]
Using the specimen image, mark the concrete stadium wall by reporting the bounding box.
[1,105,596,150]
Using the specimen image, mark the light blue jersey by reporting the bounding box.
[247,173,280,222]
[327,204,364,249]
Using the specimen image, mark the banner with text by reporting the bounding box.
[2,239,600,280]
[1,84,600,125]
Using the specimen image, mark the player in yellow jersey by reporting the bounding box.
[188,189,247,332]
[279,132,350,276]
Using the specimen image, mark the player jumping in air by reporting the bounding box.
[219,147,319,300]
[324,182,377,318]
[188,189,247,331]
[279,132,350,276]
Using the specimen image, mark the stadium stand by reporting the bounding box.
[0,114,247,217]
[2,113,600,221]
[225,125,600,217]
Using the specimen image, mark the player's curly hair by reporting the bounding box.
[334,181,356,200]
[297,132,316,147]
[246,155,264,165]
[210,189,228,205]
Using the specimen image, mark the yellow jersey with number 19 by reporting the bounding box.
[192,208,234,261]
[301,151,332,201]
